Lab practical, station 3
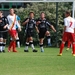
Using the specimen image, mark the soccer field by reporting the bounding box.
[0,47,75,75]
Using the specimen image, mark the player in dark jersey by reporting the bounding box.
[22,12,38,52]
[0,11,9,53]
[36,12,56,52]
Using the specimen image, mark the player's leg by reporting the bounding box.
[66,40,71,51]
[29,36,37,52]
[2,32,8,52]
[45,31,51,46]
[8,37,13,52]
[0,32,3,52]
[39,31,45,52]
[39,38,44,52]
[2,39,6,52]
[8,30,17,52]
[71,33,75,56]
[16,32,20,48]
[58,32,67,56]
[24,38,29,52]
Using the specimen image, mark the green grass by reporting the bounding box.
[0,47,75,75]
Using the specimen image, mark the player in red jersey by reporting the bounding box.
[7,8,21,52]
[58,10,75,56]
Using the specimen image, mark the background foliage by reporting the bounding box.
[14,2,72,47]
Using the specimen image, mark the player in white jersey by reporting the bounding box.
[7,8,21,52]
[58,10,75,56]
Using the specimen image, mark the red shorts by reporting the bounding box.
[9,30,17,38]
[62,32,75,42]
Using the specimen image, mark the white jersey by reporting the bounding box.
[7,14,21,30]
[64,16,75,33]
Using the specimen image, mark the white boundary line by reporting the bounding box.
[0,0,74,2]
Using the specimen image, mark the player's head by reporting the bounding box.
[40,12,45,19]
[0,11,3,17]
[29,12,34,19]
[65,10,71,17]
[9,8,15,15]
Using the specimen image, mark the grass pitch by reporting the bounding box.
[0,47,75,75]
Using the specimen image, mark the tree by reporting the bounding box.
[15,2,72,46]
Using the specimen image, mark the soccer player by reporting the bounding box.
[10,15,21,48]
[0,11,8,52]
[22,12,38,52]
[7,8,21,52]
[36,12,56,52]
[58,10,75,56]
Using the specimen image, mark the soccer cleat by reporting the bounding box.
[72,54,75,56]
[66,48,69,51]
[13,50,17,52]
[24,50,29,52]
[0,50,2,53]
[33,49,37,52]
[2,50,5,53]
[41,49,44,52]
[57,53,62,56]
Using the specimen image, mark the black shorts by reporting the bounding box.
[0,31,8,39]
[26,30,34,38]
[39,28,47,39]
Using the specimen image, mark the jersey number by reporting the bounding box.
[69,21,73,27]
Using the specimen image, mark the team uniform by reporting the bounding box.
[23,18,36,38]
[36,18,51,39]
[7,14,21,37]
[7,14,21,52]
[62,17,75,42]
[59,16,75,56]
[23,18,37,52]
[36,18,51,52]
[0,16,8,52]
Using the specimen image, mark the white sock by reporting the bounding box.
[0,42,3,51]
[30,41,35,50]
[2,43,6,51]
[40,46,44,50]
[25,42,29,50]
[47,36,51,45]
[31,44,35,50]
[39,43,44,50]
[17,41,20,48]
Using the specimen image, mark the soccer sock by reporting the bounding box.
[12,41,17,51]
[47,36,51,45]
[8,41,13,51]
[67,41,71,48]
[0,42,3,51]
[72,44,75,54]
[25,42,29,50]
[16,38,20,48]
[30,41,35,50]
[39,43,44,50]
[59,43,64,54]
[2,43,6,51]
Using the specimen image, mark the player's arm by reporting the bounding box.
[36,19,41,26]
[3,17,9,29]
[47,21,56,32]
[22,18,29,26]
[50,25,56,32]
[35,26,39,33]
[17,21,21,31]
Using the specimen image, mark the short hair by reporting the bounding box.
[41,12,45,15]
[29,12,34,15]
[65,10,71,16]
